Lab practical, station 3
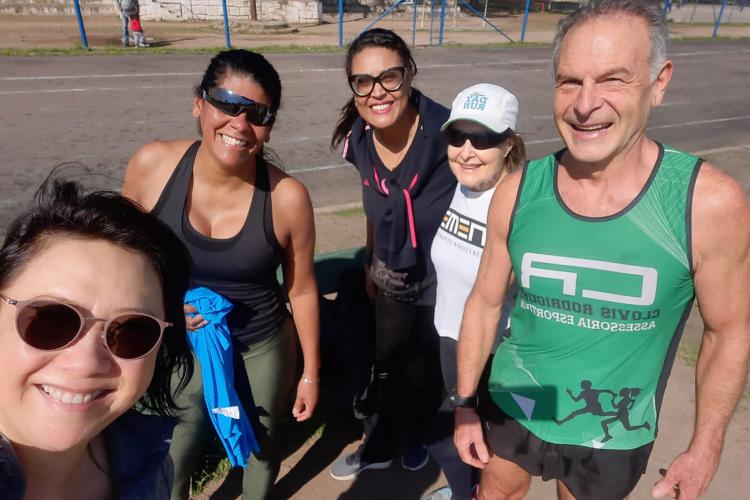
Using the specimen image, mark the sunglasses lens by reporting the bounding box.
[207,88,273,125]
[208,98,241,117]
[17,301,81,350]
[105,314,163,359]
[446,129,466,148]
[471,135,497,150]
[446,129,504,150]
[245,105,271,126]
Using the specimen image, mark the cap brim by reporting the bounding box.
[440,117,511,134]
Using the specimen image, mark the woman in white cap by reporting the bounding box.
[425,83,524,500]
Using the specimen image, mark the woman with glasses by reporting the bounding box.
[427,84,524,500]
[0,177,192,499]
[329,28,456,481]
[123,49,320,499]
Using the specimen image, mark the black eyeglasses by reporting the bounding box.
[203,87,276,126]
[444,128,510,150]
[348,66,406,97]
[0,294,171,360]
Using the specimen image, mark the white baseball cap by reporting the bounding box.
[441,83,519,134]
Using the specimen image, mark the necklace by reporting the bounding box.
[372,109,420,171]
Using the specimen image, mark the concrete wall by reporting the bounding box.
[139,0,322,23]
[0,0,322,23]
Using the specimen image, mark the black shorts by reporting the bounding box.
[478,375,653,500]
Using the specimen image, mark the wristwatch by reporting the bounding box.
[450,388,477,410]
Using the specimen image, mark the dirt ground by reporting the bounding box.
[1,7,749,50]
[203,152,750,500]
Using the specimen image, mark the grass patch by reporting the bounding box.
[332,206,365,218]
[190,452,233,496]
[678,341,700,367]
[0,44,346,57]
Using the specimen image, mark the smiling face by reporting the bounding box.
[349,47,412,131]
[0,237,165,452]
[447,121,509,192]
[193,72,273,167]
[553,14,671,168]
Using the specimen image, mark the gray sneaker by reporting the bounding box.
[421,485,452,500]
[330,450,392,480]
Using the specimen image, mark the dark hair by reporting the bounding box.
[195,49,282,118]
[330,29,418,150]
[0,176,193,418]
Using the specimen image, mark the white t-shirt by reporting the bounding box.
[431,184,515,341]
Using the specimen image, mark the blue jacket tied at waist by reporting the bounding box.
[185,287,260,467]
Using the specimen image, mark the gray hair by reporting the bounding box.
[552,0,668,82]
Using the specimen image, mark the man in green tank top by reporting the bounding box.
[452,1,750,499]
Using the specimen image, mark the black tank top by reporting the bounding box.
[153,141,287,345]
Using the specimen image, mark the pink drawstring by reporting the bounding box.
[341,130,352,159]
[370,167,419,250]
[403,187,417,248]
[372,165,389,195]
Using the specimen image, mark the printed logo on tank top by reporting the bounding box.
[517,252,660,334]
[438,208,486,254]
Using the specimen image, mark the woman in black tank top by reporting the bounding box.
[122,50,320,500]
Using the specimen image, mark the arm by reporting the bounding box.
[653,164,750,499]
[123,140,208,329]
[273,174,321,422]
[454,171,521,468]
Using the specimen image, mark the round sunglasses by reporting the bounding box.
[203,87,276,126]
[444,128,510,150]
[0,294,171,360]
[348,66,406,97]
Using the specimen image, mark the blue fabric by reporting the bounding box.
[1,411,174,500]
[185,287,260,467]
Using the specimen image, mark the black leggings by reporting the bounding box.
[361,292,444,462]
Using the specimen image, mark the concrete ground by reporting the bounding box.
[1,12,749,500]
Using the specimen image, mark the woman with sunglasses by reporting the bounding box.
[427,84,524,500]
[123,49,319,499]
[329,28,456,480]
[0,177,192,499]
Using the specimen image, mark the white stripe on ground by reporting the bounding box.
[311,142,750,212]
[314,201,363,214]
[692,144,750,156]
[0,84,185,95]
[3,49,748,82]
[294,114,750,175]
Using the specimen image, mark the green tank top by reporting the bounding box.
[488,144,701,450]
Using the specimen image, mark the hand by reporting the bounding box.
[292,377,319,422]
[651,448,719,499]
[184,304,207,331]
[454,407,490,469]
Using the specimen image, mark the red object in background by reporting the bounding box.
[130,18,142,31]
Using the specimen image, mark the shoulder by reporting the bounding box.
[267,163,313,215]
[691,161,750,267]
[414,89,450,132]
[123,139,194,211]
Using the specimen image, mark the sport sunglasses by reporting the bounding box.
[203,87,276,126]
[348,66,406,97]
[444,128,510,150]
[0,294,172,360]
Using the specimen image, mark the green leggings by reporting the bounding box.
[169,318,298,500]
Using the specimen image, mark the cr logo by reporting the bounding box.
[520,253,658,306]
